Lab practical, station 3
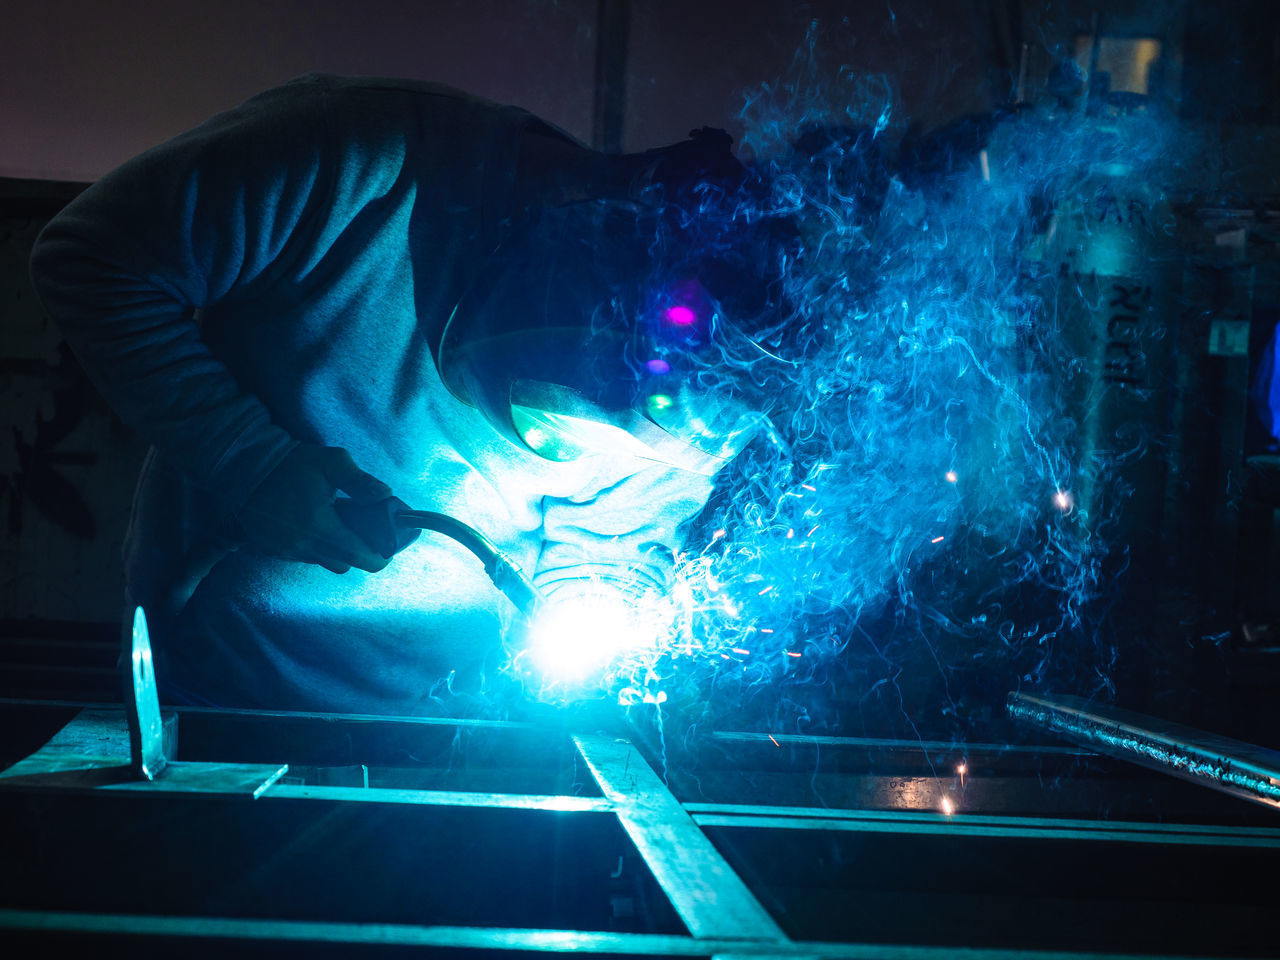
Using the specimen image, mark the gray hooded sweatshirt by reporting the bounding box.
[29,74,713,713]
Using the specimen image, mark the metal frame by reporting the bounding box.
[574,733,787,942]
[0,907,1247,959]
[3,701,1279,957]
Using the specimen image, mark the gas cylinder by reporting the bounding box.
[1025,106,1176,584]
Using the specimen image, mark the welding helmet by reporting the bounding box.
[438,199,783,475]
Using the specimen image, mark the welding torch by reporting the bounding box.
[334,497,544,619]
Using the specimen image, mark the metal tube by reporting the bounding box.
[1007,692,1280,811]
[574,733,788,943]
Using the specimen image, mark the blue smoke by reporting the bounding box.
[595,28,1180,737]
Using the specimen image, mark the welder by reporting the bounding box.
[28,74,783,713]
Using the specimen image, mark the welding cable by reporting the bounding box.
[393,509,543,618]
[332,498,544,618]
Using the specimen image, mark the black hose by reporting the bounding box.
[394,510,543,617]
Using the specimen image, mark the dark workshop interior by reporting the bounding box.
[3,1,1280,956]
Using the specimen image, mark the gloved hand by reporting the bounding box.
[235,444,395,574]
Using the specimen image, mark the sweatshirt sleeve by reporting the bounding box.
[533,463,714,600]
[27,78,336,511]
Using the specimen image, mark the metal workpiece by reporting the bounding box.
[0,909,1238,960]
[3,701,1280,954]
[262,783,614,813]
[124,606,165,779]
[709,731,1093,756]
[0,606,288,797]
[672,732,1205,818]
[1008,692,1280,810]
[687,803,1280,848]
[0,708,287,798]
[573,733,788,943]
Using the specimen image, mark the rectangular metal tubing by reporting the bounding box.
[0,708,593,809]
[0,909,1236,959]
[0,697,540,730]
[1008,693,1280,810]
[263,783,613,813]
[0,709,287,798]
[573,734,788,943]
[710,731,1093,756]
[686,803,1280,840]
[689,809,1280,848]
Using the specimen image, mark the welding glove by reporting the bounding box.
[235,444,395,575]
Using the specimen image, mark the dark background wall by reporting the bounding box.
[1,0,998,181]
[1,0,597,180]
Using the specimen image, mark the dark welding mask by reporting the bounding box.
[438,200,773,475]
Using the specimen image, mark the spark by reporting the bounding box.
[873,103,891,136]
[940,797,955,816]
[711,528,726,541]
[769,735,781,747]
[731,647,751,656]
[757,585,774,596]
[957,762,967,786]
[786,528,795,539]
[785,651,802,658]
[931,535,944,544]
[760,628,775,633]
[945,470,958,483]
[1053,489,1074,512]
[806,525,820,537]
[801,483,817,491]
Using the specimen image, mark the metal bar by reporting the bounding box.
[690,812,1280,849]
[1008,692,1280,810]
[0,697,540,730]
[0,908,1236,959]
[573,734,787,943]
[0,707,174,775]
[262,783,614,813]
[0,707,600,810]
[174,703,541,729]
[125,607,166,779]
[710,731,1093,756]
[0,708,287,798]
[685,802,1280,840]
[0,758,290,798]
